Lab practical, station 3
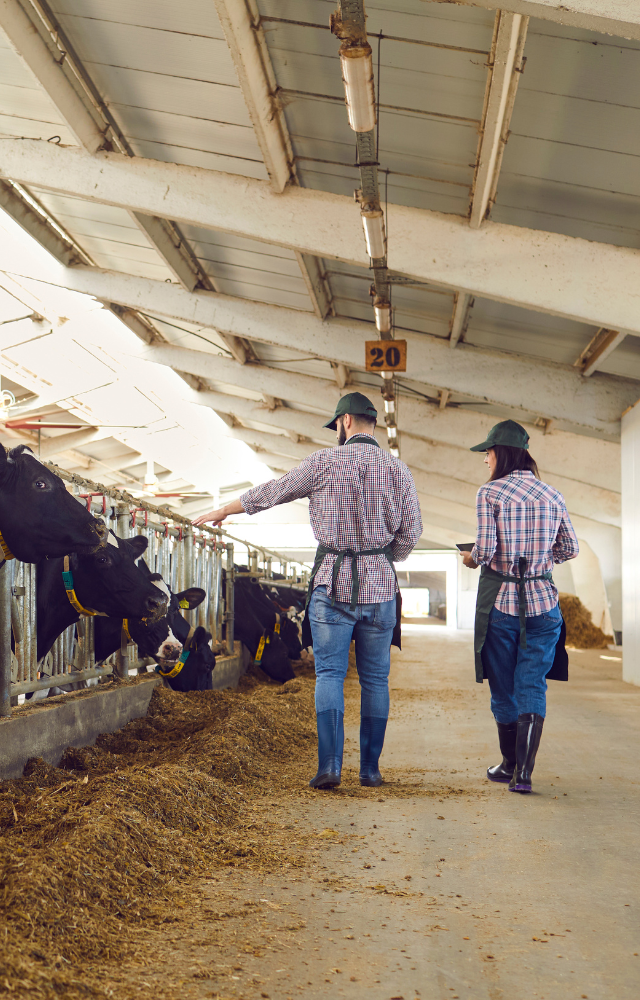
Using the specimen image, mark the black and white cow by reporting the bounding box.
[239,578,303,662]
[233,575,295,683]
[94,569,216,692]
[0,444,106,562]
[35,531,167,663]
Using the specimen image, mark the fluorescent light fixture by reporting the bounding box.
[374,296,391,334]
[384,399,395,415]
[361,208,386,259]
[387,427,398,444]
[340,42,376,132]
[381,371,393,380]
[389,446,400,458]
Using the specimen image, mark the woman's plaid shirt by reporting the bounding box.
[240,436,422,604]
[471,470,579,616]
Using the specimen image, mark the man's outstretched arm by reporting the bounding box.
[193,457,317,528]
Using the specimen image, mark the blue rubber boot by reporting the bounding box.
[359,716,388,787]
[309,709,344,789]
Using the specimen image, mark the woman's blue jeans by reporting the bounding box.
[309,585,396,718]
[482,603,562,723]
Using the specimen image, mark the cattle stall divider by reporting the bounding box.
[0,466,310,716]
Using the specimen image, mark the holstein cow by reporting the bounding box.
[233,575,295,683]
[94,568,216,692]
[0,444,106,561]
[36,531,166,662]
[241,578,303,661]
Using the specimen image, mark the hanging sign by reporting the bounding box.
[365,340,407,373]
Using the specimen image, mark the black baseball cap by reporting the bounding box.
[323,391,378,431]
[470,419,529,452]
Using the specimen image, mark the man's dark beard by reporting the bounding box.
[337,420,347,446]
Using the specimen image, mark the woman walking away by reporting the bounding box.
[462,420,579,794]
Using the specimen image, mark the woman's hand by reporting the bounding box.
[462,551,479,569]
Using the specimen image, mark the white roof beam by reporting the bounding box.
[455,0,640,42]
[7,264,634,435]
[448,292,472,349]
[296,252,332,320]
[214,0,294,192]
[470,12,528,229]
[575,328,628,378]
[3,140,640,339]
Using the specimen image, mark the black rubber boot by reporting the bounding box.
[309,709,344,789]
[487,721,517,783]
[509,713,544,793]
[359,716,387,787]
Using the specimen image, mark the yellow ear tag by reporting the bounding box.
[179,599,189,609]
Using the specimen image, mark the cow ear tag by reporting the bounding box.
[179,599,189,608]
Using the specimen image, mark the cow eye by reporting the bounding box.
[96,555,109,565]
[34,480,47,489]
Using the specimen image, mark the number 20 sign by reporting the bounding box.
[365,340,407,373]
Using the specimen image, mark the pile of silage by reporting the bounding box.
[559,592,613,649]
[0,674,317,999]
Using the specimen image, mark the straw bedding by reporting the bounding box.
[0,673,317,999]
[559,593,614,649]
[0,653,468,998]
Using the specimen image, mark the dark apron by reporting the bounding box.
[473,556,568,684]
[300,434,402,651]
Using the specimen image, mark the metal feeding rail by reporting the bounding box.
[0,465,311,716]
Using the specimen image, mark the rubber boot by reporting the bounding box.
[487,721,517,783]
[509,713,544,793]
[309,709,344,789]
[359,717,387,787]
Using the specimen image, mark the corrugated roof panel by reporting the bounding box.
[465,298,595,366]
[190,243,303,280]
[50,0,225,38]
[180,227,298,260]
[597,334,640,381]
[129,139,268,178]
[210,278,313,312]
[494,20,640,248]
[110,106,260,161]
[54,19,233,86]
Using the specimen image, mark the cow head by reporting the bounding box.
[69,532,167,620]
[0,444,106,561]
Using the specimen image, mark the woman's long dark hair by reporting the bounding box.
[489,445,539,482]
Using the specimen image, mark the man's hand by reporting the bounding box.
[192,508,227,528]
[462,550,479,569]
[192,498,244,528]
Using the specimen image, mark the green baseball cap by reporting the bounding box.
[323,391,378,431]
[470,419,529,452]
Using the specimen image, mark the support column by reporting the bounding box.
[0,563,11,716]
[621,401,640,684]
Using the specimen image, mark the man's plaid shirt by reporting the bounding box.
[240,435,422,604]
[471,470,579,616]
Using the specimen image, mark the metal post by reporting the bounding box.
[116,626,129,681]
[249,549,258,576]
[225,542,235,656]
[265,556,272,580]
[0,563,12,716]
[116,502,130,538]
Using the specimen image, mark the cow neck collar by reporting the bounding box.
[0,530,15,560]
[62,554,107,617]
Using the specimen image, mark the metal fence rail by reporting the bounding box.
[0,465,310,715]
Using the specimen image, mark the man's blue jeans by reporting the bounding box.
[309,585,396,718]
[482,603,562,723]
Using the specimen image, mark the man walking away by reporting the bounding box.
[193,392,422,790]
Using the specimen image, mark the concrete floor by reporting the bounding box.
[146,626,640,1000]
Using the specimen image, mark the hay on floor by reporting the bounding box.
[559,592,613,649]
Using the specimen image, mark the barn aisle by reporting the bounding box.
[118,628,640,1000]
